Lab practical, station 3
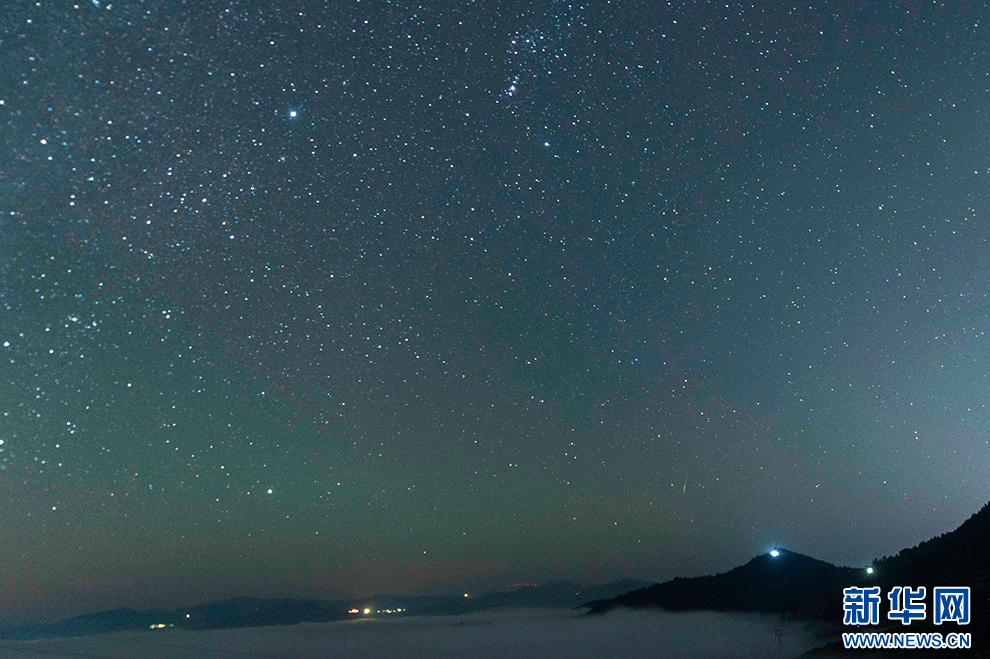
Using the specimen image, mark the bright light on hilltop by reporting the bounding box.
[866,567,874,574]
[769,549,780,557]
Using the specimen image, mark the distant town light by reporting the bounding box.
[363,608,371,615]
[866,567,874,574]
[769,549,780,557]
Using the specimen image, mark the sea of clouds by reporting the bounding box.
[0,608,832,658]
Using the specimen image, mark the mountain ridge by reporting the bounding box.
[584,501,989,643]
[0,578,651,642]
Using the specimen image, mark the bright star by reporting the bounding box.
[288,110,297,118]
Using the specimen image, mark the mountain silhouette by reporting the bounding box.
[584,549,860,619]
[873,501,989,596]
[0,579,650,641]
[584,501,989,636]
[420,579,652,616]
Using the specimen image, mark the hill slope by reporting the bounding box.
[585,549,861,619]
[586,501,989,629]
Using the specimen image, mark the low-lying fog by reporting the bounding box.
[0,608,832,658]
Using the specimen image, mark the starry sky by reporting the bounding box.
[3,0,990,625]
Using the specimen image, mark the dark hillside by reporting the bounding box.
[586,501,989,637]
[586,549,864,619]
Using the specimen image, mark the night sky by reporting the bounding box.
[3,0,990,625]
